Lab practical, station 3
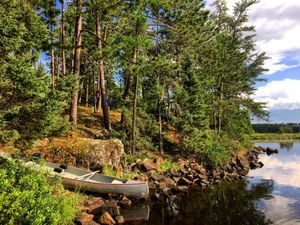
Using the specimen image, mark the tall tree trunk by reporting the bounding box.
[121,70,133,125]
[131,48,138,154]
[96,15,111,130]
[78,79,83,104]
[56,54,60,79]
[156,19,163,153]
[69,0,83,125]
[61,0,66,75]
[85,77,89,107]
[51,46,55,89]
[96,74,101,112]
[93,73,97,113]
[158,94,163,153]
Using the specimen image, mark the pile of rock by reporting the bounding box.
[76,196,132,225]
[128,147,265,197]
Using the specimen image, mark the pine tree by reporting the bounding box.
[0,0,68,145]
[209,0,268,139]
[69,0,83,125]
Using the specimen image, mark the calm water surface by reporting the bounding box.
[129,142,300,225]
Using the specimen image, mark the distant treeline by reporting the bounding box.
[252,124,300,133]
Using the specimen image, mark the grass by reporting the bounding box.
[251,133,300,140]
[102,165,117,177]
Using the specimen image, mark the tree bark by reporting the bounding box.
[96,74,101,112]
[158,95,163,153]
[61,0,66,75]
[96,14,111,130]
[85,77,89,107]
[56,55,60,79]
[69,0,83,125]
[131,48,138,154]
[93,74,97,113]
[51,47,55,89]
[156,19,163,153]
[78,79,84,105]
[120,70,133,125]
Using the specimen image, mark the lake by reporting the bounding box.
[131,142,300,225]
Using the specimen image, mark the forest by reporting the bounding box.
[0,0,274,224]
[252,123,300,134]
[0,0,268,160]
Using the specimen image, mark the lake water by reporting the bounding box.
[130,142,300,225]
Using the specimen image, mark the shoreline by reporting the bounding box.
[75,146,269,224]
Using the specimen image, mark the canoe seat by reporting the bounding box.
[54,167,63,173]
[111,179,123,184]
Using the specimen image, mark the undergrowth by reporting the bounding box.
[0,158,79,225]
[158,156,179,173]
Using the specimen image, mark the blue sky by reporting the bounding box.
[256,66,300,88]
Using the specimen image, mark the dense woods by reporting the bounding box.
[0,0,268,157]
[252,124,300,134]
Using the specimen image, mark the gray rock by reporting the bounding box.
[100,200,120,217]
[98,212,115,225]
[177,177,191,186]
[76,213,98,225]
[176,185,189,192]
[115,215,125,224]
[118,196,132,208]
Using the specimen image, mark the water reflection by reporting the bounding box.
[249,142,300,224]
[141,180,274,225]
[121,203,150,222]
[133,142,300,225]
[279,142,293,151]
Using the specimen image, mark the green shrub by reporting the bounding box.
[102,165,117,177]
[203,142,230,167]
[122,171,139,180]
[0,158,79,225]
[158,157,178,173]
[0,130,20,143]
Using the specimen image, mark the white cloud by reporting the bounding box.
[253,79,300,110]
[206,0,300,75]
[250,151,300,187]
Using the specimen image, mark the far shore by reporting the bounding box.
[251,133,300,141]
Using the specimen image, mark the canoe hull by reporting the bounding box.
[0,153,149,198]
[45,162,149,198]
[62,177,149,198]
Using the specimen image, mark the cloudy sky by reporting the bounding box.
[207,0,300,113]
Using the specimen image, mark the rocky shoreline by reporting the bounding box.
[75,146,275,225]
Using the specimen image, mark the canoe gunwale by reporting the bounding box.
[63,177,148,186]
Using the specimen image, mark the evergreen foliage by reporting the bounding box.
[0,0,69,145]
[0,0,268,163]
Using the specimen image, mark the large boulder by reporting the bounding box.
[44,138,124,170]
